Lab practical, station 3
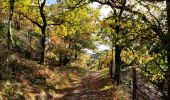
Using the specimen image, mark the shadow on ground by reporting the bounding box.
[54,73,116,100]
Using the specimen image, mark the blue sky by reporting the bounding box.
[47,0,56,5]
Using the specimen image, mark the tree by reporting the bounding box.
[20,0,49,64]
[38,0,47,64]
[90,0,128,85]
[8,0,15,50]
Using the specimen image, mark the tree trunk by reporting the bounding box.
[7,0,15,50]
[166,0,170,99]
[59,52,62,66]
[132,67,137,100]
[114,25,122,86]
[75,51,78,59]
[39,0,47,64]
[114,44,121,86]
[110,59,113,78]
[63,54,69,66]
[40,28,46,64]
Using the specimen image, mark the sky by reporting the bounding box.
[47,0,56,5]
[90,2,112,18]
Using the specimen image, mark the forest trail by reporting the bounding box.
[0,54,130,99]
[54,71,116,100]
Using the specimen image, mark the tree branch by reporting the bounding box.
[20,13,42,28]
[155,60,166,73]
[38,0,47,30]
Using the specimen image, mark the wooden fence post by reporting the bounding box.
[132,67,137,100]
[110,59,113,78]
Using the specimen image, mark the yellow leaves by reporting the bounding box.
[138,55,153,63]
[121,49,153,65]
[54,26,61,33]
[100,21,107,27]
[34,26,41,35]
[151,73,162,81]
[49,30,64,47]
[100,85,113,91]
[100,19,116,29]
[15,0,31,12]
[65,11,76,22]
[119,20,132,29]
[60,25,68,36]
[68,27,75,35]
[54,25,68,36]
[121,22,127,29]
[0,1,9,11]
[51,35,62,45]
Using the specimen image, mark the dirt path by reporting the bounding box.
[54,71,116,100]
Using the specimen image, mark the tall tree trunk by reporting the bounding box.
[113,2,125,85]
[166,0,170,99]
[114,25,122,86]
[7,0,15,50]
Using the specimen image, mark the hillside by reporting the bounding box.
[0,53,131,99]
